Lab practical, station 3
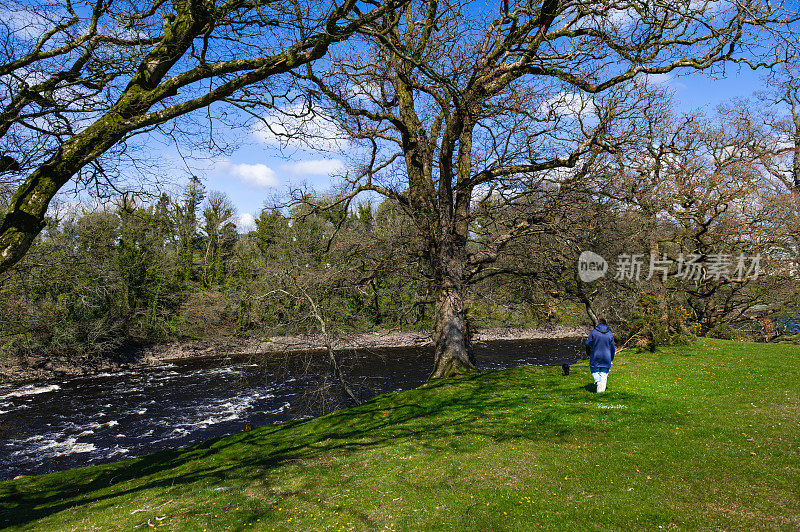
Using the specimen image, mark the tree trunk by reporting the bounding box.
[430,286,475,378]
[370,279,382,325]
[791,132,800,276]
[647,215,669,322]
[429,243,476,379]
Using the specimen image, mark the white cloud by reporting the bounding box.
[0,7,55,40]
[251,104,349,152]
[281,159,346,176]
[605,2,727,32]
[635,72,687,91]
[606,7,637,29]
[350,82,384,103]
[214,159,278,188]
[235,213,256,233]
[642,73,673,86]
[540,92,593,118]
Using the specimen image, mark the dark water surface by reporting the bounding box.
[0,338,583,480]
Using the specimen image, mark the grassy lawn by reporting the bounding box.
[1,338,799,530]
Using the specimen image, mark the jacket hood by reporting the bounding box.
[594,324,611,333]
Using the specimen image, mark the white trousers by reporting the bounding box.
[592,370,609,393]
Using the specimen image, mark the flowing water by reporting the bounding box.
[0,337,583,480]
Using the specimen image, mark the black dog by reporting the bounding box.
[561,364,570,376]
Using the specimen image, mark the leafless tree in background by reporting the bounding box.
[751,46,800,275]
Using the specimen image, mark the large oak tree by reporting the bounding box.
[299,0,793,377]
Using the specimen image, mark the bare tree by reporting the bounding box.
[751,47,800,274]
[292,0,793,377]
[0,0,402,275]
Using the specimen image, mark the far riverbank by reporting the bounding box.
[0,326,590,384]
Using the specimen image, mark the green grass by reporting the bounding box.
[2,338,799,530]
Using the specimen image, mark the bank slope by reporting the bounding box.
[1,338,799,530]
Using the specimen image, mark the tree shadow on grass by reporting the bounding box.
[0,368,664,528]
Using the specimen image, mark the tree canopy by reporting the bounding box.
[0,0,401,275]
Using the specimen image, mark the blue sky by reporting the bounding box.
[152,106,354,232]
[3,0,787,233]
[181,64,769,232]
[666,64,767,111]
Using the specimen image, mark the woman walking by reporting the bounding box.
[585,318,615,392]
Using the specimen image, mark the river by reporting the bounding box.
[0,337,583,480]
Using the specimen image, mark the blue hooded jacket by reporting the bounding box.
[585,323,615,369]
